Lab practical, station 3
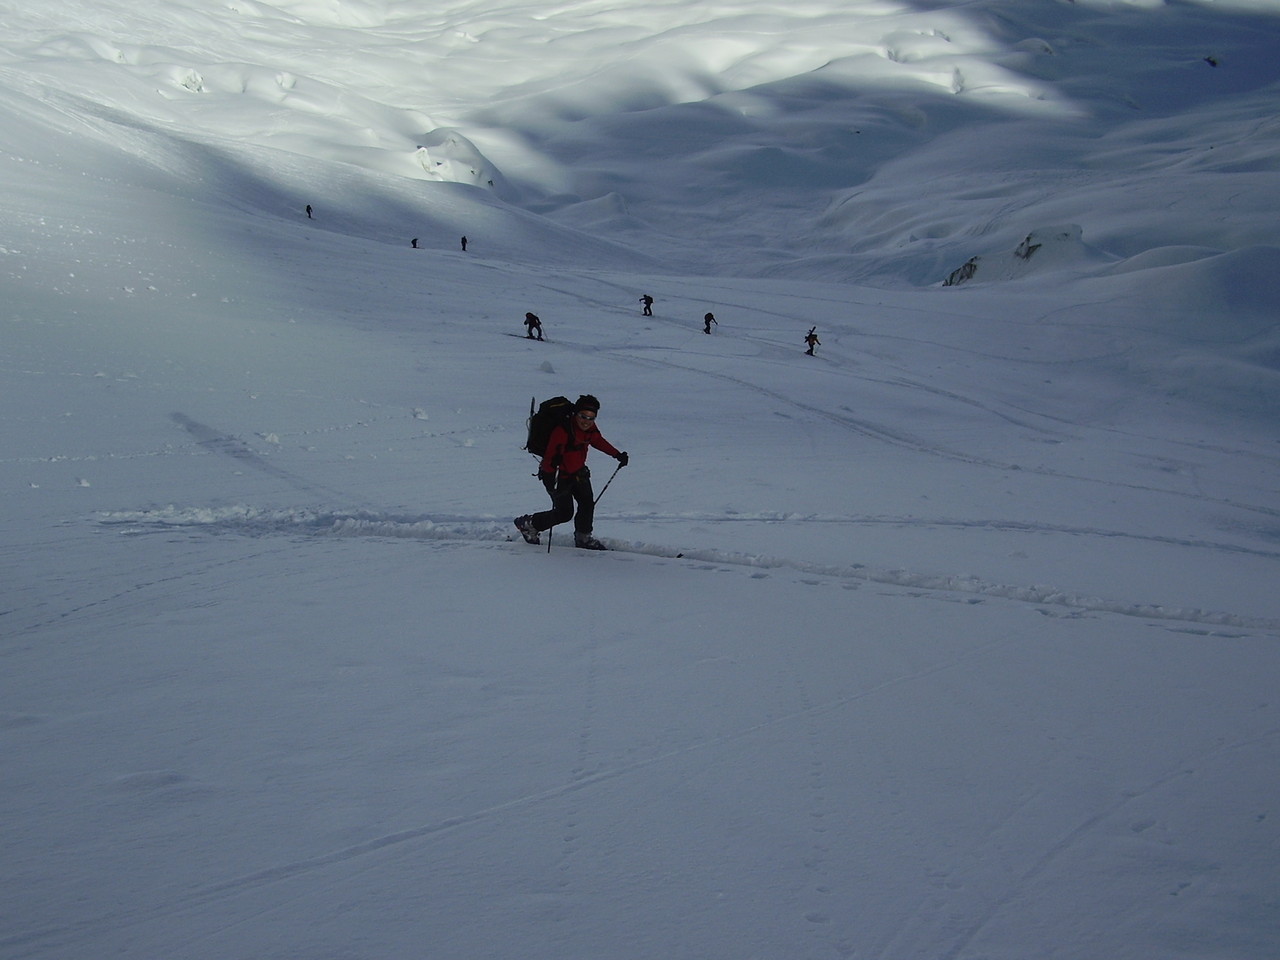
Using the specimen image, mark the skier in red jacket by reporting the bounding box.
[514,395,628,549]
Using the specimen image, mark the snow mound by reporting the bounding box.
[1098,245,1280,343]
[1069,245,1280,418]
[415,129,499,189]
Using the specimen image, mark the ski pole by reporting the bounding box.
[547,466,561,554]
[593,462,623,506]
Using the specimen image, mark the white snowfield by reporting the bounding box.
[2,1,1278,958]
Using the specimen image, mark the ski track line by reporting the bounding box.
[98,507,1280,634]
[1,543,298,643]
[0,447,202,466]
[0,633,1017,957]
[605,349,967,460]
[509,272,1070,422]
[507,291,1279,519]
[554,613,608,895]
[934,724,1280,960]
[788,668,857,957]
[698,513,1280,562]
[871,372,1078,438]
[536,269,1142,377]
[169,412,373,507]
[515,271,849,362]
[615,352,1280,520]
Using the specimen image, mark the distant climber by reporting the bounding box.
[305,204,313,219]
[804,327,821,356]
[460,236,468,251]
[639,294,653,316]
[703,312,717,335]
[411,238,419,248]
[524,312,544,341]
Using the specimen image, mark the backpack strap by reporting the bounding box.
[546,419,574,470]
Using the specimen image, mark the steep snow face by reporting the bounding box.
[6,0,1278,280]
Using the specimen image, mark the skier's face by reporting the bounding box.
[575,411,596,427]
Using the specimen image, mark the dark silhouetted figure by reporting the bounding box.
[804,327,821,356]
[524,312,544,341]
[460,236,468,251]
[305,204,313,219]
[411,238,419,248]
[703,312,717,335]
[639,294,653,316]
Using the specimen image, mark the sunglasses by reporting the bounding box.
[575,412,596,421]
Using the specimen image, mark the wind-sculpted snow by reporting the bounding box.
[4,0,1278,278]
[2,0,1062,117]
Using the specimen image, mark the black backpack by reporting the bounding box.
[524,396,574,458]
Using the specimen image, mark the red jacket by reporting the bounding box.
[540,422,620,476]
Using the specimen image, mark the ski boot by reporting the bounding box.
[513,515,540,545]
[574,533,607,550]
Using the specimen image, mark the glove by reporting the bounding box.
[617,451,629,467]
[537,471,556,485]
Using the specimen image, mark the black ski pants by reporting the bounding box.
[531,466,594,535]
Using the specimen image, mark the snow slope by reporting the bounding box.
[2,1,1278,958]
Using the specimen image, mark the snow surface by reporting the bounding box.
[2,1,1279,958]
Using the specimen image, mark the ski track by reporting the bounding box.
[1,540,299,642]
[0,630,1017,958]
[97,506,1280,635]
[534,335,1279,520]
[554,605,607,901]
[168,413,380,506]
[493,278,1280,520]
[934,724,1280,960]
[789,667,857,957]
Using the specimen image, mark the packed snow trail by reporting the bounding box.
[100,506,1280,633]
